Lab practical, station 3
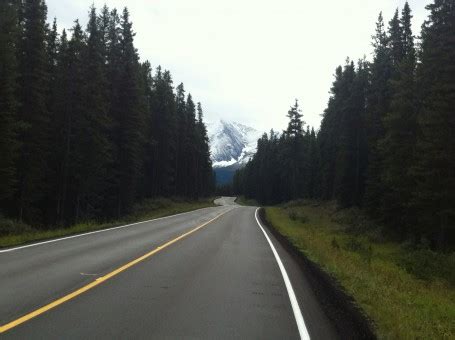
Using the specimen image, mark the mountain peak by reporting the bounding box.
[207,119,262,170]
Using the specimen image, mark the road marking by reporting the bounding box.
[254,208,311,340]
[0,207,217,253]
[0,209,231,334]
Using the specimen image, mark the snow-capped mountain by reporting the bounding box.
[208,120,262,169]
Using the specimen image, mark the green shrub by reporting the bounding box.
[0,216,34,236]
[399,249,455,285]
[288,209,298,221]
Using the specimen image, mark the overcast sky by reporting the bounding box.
[47,0,429,133]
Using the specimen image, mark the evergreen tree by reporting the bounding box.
[196,102,214,196]
[50,28,72,223]
[379,1,417,232]
[285,99,304,137]
[364,12,393,217]
[72,6,112,220]
[112,7,146,215]
[15,0,50,222]
[0,0,19,204]
[174,83,187,195]
[282,100,305,200]
[319,66,343,200]
[307,128,321,199]
[150,67,177,197]
[388,9,404,68]
[335,60,369,207]
[184,93,197,197]
[412,0,455,247]
[55,22,86,224]
[138,60,154,199]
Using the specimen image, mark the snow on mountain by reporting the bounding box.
[207,120,262,169]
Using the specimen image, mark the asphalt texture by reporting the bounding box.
[0,197,338,339]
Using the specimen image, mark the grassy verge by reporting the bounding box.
[0,198,216,248]
[264,201,455,339]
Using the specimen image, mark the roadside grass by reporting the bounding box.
[235,196,259,206]
[0,198,216,248]
[265,201,455,339]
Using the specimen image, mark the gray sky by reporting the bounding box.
[47,0,429,133]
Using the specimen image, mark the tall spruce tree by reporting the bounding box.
[184,93,197,197]
[319,66,343,200]
[112,7,146,215]
[412,0,455,247]
[282,100,305,200]
[0,0,19,204]
[175,83,187,195]
[15,0,50,222]
[364,12,393,217]
[72,6,112,220]
[196,102,213,197]
[379,2,417,232]
[150,67,177,197]
[50,28,72,224]
[335,60,369,207]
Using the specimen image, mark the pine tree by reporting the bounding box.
[55,22,86,224]
[15,0,50,222]
[307,128,321,199]
[112,7,146,215]
[71,5,112,220]
[138,60,154,199]
[335,60,369,207]
[379,1,417,232]
[412,0,455,247]
[150,67,177,197]
[285,99,304,137]
[319,66,343,200]
[174,83,187,195]
[50,28,71,223]
[184,93,197,197]
[282,100,305,200]
[0,0,19,204]
[364,12,393,217]
[388,9,404,68]
[196,102,213,197]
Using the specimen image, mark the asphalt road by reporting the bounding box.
[0,197,337,339]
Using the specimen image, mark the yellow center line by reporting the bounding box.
[0,208,231,334]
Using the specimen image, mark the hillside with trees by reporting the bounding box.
[0,0,214,227]
[234,0,454,249]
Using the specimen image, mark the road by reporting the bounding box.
[0,197,337,339]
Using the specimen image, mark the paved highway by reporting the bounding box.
[0,197,337,339]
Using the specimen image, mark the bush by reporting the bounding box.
[0,216,34,236]
[399,249,455,285]
[287,209,309,224]
[288,210,298,221]
[344,237,373,265]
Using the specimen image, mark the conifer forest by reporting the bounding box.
[234,1,455,249]
[0,0,214,227]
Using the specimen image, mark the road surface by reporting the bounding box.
[0,197,337,339]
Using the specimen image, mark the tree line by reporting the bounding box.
[234,0,454,248]
[0,0,214,227]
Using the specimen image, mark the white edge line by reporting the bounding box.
[0,206,220,253]
[255,208,310,340]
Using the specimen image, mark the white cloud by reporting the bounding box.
[47,0,430,133]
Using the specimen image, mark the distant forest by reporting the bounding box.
[0,0,214,226]
[234,0,454,249]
